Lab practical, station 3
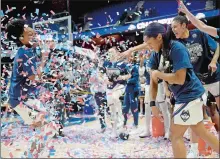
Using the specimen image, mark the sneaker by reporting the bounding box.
[187,149,199,158]
[139,131,151,138]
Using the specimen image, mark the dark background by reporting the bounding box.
[1,0,220,28]
[1,0,127,24]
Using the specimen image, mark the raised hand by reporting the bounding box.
[178,1,189,14]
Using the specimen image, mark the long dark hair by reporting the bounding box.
[143,22,173,67]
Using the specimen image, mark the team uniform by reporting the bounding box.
[148,41,206,125]
[123,62,140,127]
[90,69,108,131]
[103,60,129,137]
[9,47,47,124]
[177,29,219,97]
[8,47,59,155]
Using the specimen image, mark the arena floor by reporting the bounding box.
[1,114,219,158]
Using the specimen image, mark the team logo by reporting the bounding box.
[28,111,37,120]
[186,43,203,64]
[180,110,190,122]
[192,33,197,39]
[128,24,136,31]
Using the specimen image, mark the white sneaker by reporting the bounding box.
[187,149,199,158]
[139,131,151,138]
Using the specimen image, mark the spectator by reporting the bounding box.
[145,9,149,17]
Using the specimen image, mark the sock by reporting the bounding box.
[190,143,199,152]
[159,102,171,135]
[145,103,151,133]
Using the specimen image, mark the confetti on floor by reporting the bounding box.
[1,116,219,158]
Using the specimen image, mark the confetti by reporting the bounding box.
[50,10,55,15]
[0,10,4,16]
[35,8,39,15]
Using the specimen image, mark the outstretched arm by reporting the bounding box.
[178,1,218,37]
[119,43,149,59]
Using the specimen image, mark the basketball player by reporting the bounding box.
[7,19,59,157]
[144,22,219,158]
[103,47,131,138]
[171,14,219,157]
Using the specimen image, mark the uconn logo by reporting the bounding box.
[158,55,173,73]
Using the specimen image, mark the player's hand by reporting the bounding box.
[152,106,163,122]
[208,62,217,74]
[117,76,123,81]
[151,70,160,82]
[118,49,133,60]
[178,1,189,14]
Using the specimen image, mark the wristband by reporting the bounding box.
[150,101,156,107]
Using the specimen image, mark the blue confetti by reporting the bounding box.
[0,10,4,16]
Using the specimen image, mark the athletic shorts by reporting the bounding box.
[204,81,220,97]
[106,84,125,106]
[172,93,207,125]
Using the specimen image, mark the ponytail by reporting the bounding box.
[144,22,173,68]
